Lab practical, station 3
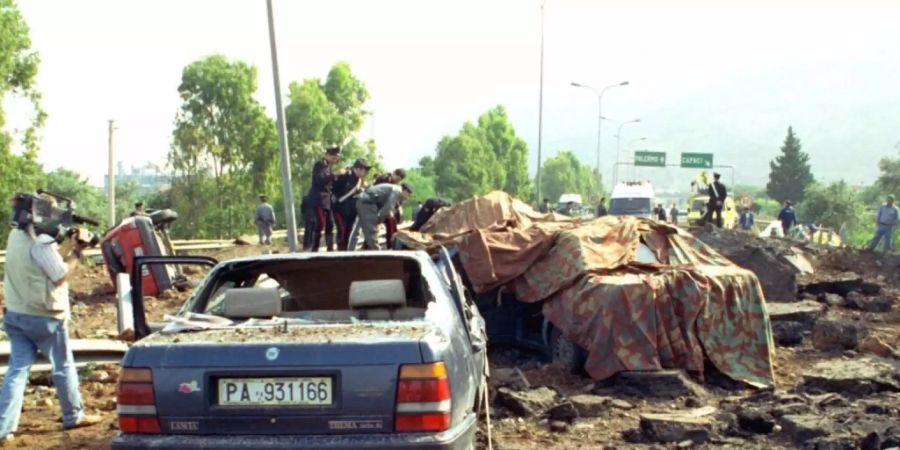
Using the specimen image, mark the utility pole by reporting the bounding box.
[266,0,299,252]
[107,120,115,228]
[535,0,546,203]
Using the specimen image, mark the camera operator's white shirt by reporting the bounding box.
[31,234,69,303]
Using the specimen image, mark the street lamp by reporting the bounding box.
[570,80,629,176]
[615,118,641,163]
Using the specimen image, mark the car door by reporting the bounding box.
[437,248,488,383]
[117,255,218,339]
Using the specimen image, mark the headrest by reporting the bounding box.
[349,280,406,309]
[223,287,282,318]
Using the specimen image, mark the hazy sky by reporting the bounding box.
[8,0,900,186]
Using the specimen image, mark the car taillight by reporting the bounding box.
[395,362,451,432]
[117,368,160,434]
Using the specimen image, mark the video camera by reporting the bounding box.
[10,189,101,250]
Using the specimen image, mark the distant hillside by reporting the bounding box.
[637,63,900,189]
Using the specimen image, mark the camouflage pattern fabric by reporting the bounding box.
[398,191,776,387]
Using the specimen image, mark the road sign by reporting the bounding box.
[634,151,666,167]
[680,152,714,169]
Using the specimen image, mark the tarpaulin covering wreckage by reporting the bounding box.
[396,191,776,388]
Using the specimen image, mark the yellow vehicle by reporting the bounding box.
[686,172,737,229]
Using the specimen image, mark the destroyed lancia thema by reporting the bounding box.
[111,251,487,450]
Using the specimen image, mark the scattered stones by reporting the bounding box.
[804,436,857,450]
[610,399,635,410]
[638,412,713,444]
[768,301,826,325]
[811,319,869,351]
[802,357,900,395]
[802,277,881,298]
[549,420,569,433]
[607,370,707,399]
[772,321,806,347]
[846,291,894,313]
[781,414,832,444]
[548,401,579,423]
[859,336,895,359]
[491,367,531,391]
[820,293,846,307]
[736,407,776,434]
[495,387,558,418]
[568,394,610,417]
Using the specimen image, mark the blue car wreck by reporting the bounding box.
[111,250,487,450]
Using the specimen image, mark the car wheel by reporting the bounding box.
[550,327,585,374]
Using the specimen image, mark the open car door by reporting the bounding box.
[436,247,488,377]
[117,255,218,340]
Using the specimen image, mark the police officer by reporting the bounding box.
[702,172,728,228]
[356,183,412,250]
[373,169,407,248]
[410,198,450,232]
[332,158,372,251]
[306,146,344,252]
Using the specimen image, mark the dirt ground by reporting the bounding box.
[0,239,898,449]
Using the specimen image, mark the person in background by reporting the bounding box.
[306,146,343,252]
[254,195,276,245]
[655,203,667,222]
[702,172,728,228]
[356,183,412,250]
[332,158,372,251]
[778,200,797,237]
[669,203,679,226]
[1,195,102,443]
[129,201,145,217]
[410,198,450,232]
[596,198,608,217]
[866,194,900,252]
[412,202,423,221]
[539,198,550,214]
[373,169,407,248]
[301,194,315,251]
[739,207,755,231]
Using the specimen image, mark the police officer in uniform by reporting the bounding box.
[306,146,344,251]
[702,172,728,228]
[410,198,450,232]
[372,169,407,248]
[332,158,372,250]
[356,183,412,250]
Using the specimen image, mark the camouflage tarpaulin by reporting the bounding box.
[397,191,776,387]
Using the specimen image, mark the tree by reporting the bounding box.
[1,0,46,244]
[284,62,377,197]
[797,181,865,230]
[766,127,814,204]
[45,168,106,225]
[540,151,599,204]
[430,106,531,200]
[432,125,496,200]
[876,148,900,202]
[168,54,279,238]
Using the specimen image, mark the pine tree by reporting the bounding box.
[766,127,814,204]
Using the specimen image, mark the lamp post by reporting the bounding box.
[570,80,629,176]
[536,0,546,203]
[615,118,641,164]
[266,0,299,252]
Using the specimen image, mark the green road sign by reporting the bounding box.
[634,151,666,167]
[680,152,714,168]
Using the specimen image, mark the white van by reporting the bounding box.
[609,181,655,219]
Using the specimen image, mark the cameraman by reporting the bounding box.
[0,196,101,442]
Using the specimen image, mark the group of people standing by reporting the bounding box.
[255,146,424,251]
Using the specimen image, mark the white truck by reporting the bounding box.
[609,181,655,219]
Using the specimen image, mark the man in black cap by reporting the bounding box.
[373,168,407,248]
[356,182,412,250]
[305,146,344,251]
[702,172,728,228]
[332,158,372,250]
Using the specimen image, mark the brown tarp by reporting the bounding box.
[396,191,776,388]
